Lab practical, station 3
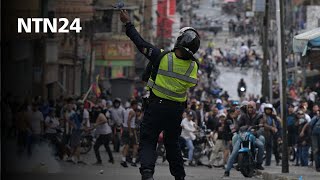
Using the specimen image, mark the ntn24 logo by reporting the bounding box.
[18,18,82,33]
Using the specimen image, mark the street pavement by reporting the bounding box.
[216,65,262,100]
[260,165,320,180]
[4,143,320,180]
[4,144,264,180]
[193,0,263,101]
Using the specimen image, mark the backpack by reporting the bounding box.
[142,50,171,82]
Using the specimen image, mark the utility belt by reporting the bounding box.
[150,95,186,107]
[142,91,187,110]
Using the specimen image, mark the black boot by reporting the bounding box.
[256,163,264,170]
[175,177,185,180]
[141,169,154,180]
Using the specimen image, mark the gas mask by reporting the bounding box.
[298,118,306,125]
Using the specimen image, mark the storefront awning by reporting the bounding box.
[293,27,320,56]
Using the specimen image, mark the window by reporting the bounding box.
[95,10,113,33]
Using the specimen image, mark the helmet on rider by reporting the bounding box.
[240,100,249,113]
[241,100,249,107]
[113,98,121,108]
[264,103,273,115]
[174,27,200,61]
[264,103,273,110]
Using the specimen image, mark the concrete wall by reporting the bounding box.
[4,41,34,99]
[306,5,320,30]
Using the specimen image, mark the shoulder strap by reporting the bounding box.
[151,50,171,81]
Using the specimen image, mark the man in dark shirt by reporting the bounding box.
[206,107,219,131]
[287,104,297,148]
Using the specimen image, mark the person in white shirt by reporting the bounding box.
[181,111,197,166]
[44,108,60,156]
[44,108,60,139]
[90,104,114,165]
[82,102,90,128]
[109,98,126,152]
[28,102,44,156]
[239,42,249,69]
[120,100,138,167]
[240,42,249,58]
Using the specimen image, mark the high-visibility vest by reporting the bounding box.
[147,52,198,102]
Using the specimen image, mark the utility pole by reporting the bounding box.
[262,0,269,99]
[269,54,273,104]
[74,30,78,95]
[276,0,289,173]
[88,16,95,89]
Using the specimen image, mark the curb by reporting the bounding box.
[260,171,299,180]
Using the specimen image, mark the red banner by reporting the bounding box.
[157,0,175,38]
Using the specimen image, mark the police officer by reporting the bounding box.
[120,10,200,180]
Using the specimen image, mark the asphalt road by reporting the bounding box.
[4,146,263,180]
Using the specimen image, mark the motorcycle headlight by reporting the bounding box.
[240,87,245,91]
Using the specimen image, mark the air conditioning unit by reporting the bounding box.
[270,19,277,31]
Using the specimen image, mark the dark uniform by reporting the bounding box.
[124,22,200,180]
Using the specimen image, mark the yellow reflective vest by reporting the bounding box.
[147,52,198,102]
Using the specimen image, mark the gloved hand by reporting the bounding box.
[120,10,131,24]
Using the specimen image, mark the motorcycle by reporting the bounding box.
[80,130,94,154]
[238,86,246,99]
[237,126,258,177]
[278,140,296,162]
[50,128,71,159]
[179,125,215,166]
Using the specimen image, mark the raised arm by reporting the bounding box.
[120,10,161,63]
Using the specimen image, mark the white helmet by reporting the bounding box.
[264,103,273,110]
[240,100,249,108]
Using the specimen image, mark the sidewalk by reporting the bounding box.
[259,165,319,180]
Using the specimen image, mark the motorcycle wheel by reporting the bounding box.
[238,153,254,178]
[80,136,92,154]
[278,144,296,162]
[193,146,203,163]
[289,147,296,162]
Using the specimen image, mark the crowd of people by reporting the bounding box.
[2,94,144,167]
[1,81,319,178]
[196,39,262,73]
[3,88,319,173]
[2,62,319,175]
